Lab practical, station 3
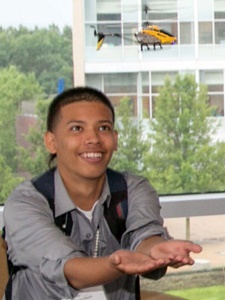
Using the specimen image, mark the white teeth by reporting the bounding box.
[83,152,102,158]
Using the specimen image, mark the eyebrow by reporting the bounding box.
[66,120,113,125]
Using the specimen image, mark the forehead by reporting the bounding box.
[59,101,113,120]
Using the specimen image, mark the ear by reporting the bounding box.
[113,130,118,151]
[44,131,57,154]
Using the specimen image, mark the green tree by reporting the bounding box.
[143,74,225,194]
[0,25,73,95]
[0,66,43,172]
[110,97,149,174]
[18,98,50,176]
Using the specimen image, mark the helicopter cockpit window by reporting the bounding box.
[159,28,174,37]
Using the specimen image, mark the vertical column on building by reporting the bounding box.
[194,0,199,59]
[72,0,85,86]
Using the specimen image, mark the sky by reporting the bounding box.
[0,0,73,29]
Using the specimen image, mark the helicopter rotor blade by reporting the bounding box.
[96,36,105,51]
[91,26,122,50]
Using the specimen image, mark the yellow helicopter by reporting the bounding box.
[92,5,177,51]
[93,23,176,51]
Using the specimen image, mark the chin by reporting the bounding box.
[84,167,107,179]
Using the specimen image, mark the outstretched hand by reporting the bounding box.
[148,239,202,268]
[109,239,202,276]
[109,250,170,275]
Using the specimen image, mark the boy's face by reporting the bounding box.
[44,101,118,181]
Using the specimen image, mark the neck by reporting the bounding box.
[60,171,106,211]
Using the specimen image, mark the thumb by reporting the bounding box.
[109,253,121,266]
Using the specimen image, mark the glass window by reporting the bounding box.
[142,0,177,22]
[96,23,122,46]
[215,21,225,44]
[104,73,137,93]
[86,74,103,90]
[151,71,177,93]
[108,95,138,117]
[85,24,98,47]
[180,22,194,44]
[199,22,213,44]
[198,0,213,20]
[200,70,223,85]
[84,0,97,22]
[97,0,121,20]
[141,72,149,93]
[200,70,224,116]
[209,94,224,116]
[85,0,122,50]
[142,95,151,118]
[123,23,139,45]
[121,0,139,22]
[179,0,194,20]
[214,0,225,19]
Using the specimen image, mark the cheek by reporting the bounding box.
[59,139,78,152]
[54,135,79,155]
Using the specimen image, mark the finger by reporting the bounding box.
[170,256,195,268]
[183,242,202,253]
[191,244,202,253]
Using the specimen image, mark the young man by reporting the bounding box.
[3,87,202,300]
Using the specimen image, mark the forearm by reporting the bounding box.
[64,255,123,289]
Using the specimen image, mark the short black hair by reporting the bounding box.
[47,86,115,132]
[46,86,115,167]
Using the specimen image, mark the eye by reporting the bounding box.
[71,125,82,131]
[99,125,111,131]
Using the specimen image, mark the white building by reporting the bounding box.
[72,0,225,123]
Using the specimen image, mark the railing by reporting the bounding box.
[159,192,225,240]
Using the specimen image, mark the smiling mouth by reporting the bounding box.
[81,152,103,158]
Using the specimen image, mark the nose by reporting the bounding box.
[85,128,102,145]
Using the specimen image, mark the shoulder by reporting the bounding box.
[4,179,51,218]
[6,179,38,199]
[122,171,157,193]
[7,179,43,199]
